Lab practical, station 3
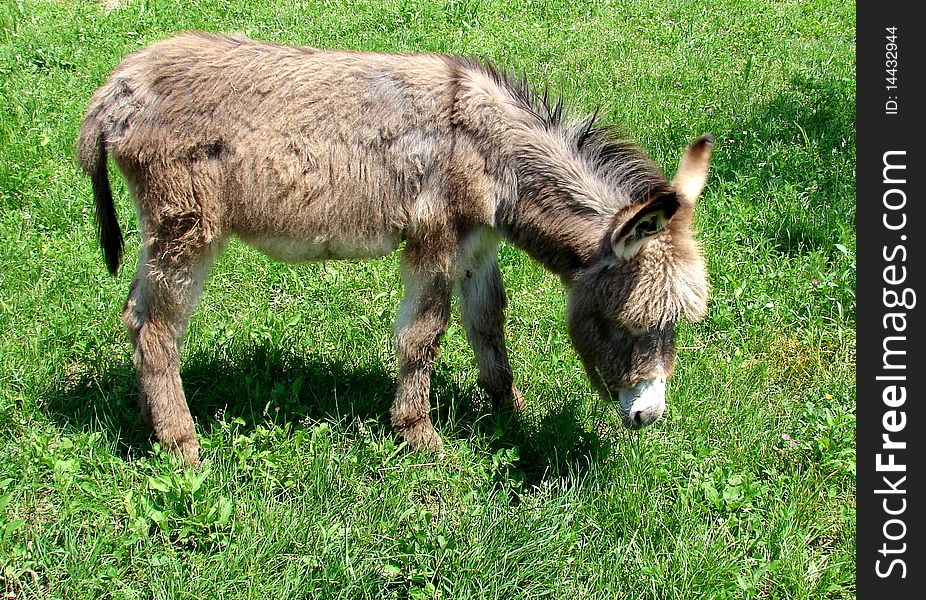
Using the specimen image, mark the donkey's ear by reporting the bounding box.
[610,193,679,261]
[673,134,713,204]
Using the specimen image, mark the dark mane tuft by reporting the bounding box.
[459,57,675,204]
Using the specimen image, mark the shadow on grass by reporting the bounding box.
[437,385,611,489]
[42,343,608,486]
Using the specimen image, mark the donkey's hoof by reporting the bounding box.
[169,438,201,467]
[398,420,444,453]
[510,385,526,413]
[491,384,526,414]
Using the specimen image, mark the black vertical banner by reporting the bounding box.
[857,2,925,597]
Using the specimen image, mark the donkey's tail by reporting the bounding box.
[76,115,123,276]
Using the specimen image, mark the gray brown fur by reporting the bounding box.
[76,32,712,464]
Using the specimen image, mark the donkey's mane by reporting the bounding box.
[460,58,675,205]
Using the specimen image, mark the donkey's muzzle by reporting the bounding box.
[618,379,666,429]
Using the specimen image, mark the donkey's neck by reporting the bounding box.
[493,138,615,278]
[448,61,666,278]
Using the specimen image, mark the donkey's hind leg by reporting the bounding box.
[459,249,524,412]
[123,237,220,465]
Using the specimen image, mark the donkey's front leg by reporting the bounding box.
[391,266,452,452]
[459,252,524,412]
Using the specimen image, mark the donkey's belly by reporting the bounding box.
[242,232,402,262]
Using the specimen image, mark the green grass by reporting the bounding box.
[0,1,855,598]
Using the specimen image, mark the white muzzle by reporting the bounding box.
[618,378,666,429]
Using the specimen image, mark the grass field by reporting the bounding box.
[0,1,856,598]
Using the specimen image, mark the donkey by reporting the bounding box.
[76,32,711,465]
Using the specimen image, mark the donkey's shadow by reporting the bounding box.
[44,343,608,486]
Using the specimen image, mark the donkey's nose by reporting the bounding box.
[619,378,667,429]
[630,404,661,428]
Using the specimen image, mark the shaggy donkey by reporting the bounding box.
[77,32,712,465]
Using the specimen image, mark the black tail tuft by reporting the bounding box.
[91,138,124,275]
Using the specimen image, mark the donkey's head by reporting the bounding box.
[566,135,712,429]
